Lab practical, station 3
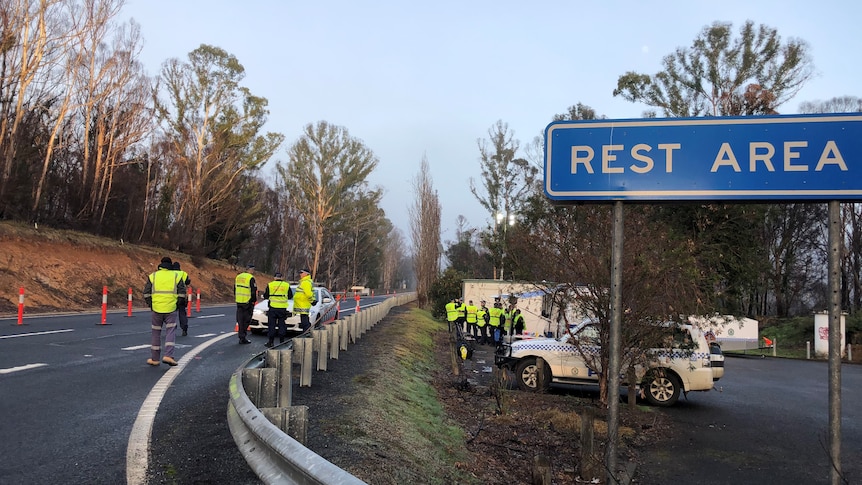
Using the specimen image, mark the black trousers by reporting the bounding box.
[236,303,253,339]
[267,307,288,340]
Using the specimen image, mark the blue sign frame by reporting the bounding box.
[544,113,862,201]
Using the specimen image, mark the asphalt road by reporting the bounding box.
[636,355,862,485]
[4,306,858,485]
[0,298,374,485]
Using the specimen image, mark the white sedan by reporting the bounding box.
[249,285,339,335]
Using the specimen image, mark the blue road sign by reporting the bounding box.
[544,113,862,201]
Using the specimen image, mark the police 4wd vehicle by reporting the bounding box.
[495,320,723,406]
[250,285,339,335]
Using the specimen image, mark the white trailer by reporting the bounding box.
[461,279,587,338]
[688,314,760,351]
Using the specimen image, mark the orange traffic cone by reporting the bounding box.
[234,322,239,332]
[763,336,773,347]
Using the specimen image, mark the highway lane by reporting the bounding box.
[0,306,249,484]
[637,355,862,484]
[0,297,381,484]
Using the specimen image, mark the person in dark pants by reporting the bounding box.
[172,261,191,336]
[235,263,257,344]
[263,272,292,347]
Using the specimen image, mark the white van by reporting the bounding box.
[495,321,723,406]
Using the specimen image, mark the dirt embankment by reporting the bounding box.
[0,222,247,316]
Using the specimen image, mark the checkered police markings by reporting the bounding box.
[516,341,708,360]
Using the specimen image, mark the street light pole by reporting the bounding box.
[496,211,515,281]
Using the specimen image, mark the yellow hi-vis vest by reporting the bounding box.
[149,269,179,313]
[235,272,253,303]
[267,280,290,309]
[293,274,314,314]
[445,301,458,322]
[488,306,503,327]
[476,308,488,327]
[465,304,478,323]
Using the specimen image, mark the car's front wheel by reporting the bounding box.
[643,370,681,406]
[514,358,550,392]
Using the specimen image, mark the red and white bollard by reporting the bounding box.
[16,287,25,325]
[335,293,342,312]
[126,288,133,317]
[354,293,361,313]
[186,288,192,317]
[196,289,201,312]
[97,286,111,325]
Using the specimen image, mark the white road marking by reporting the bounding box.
[122,344,150,351]
[195,314,225,319]
[126,331,236,485]
[0,329,74,339]
[195,333,219,337]
[0,363,48,374]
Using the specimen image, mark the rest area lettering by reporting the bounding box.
[570,141,848,175]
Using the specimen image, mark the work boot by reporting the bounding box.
[182,329,188,336]
[238,338,251,344]
[162,356,178,366]
[264,340,274,348]
[146,359,160,366]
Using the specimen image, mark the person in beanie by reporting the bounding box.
[293,269,315,332]
[263,271,292,347]
[235,263,257,344]
[172,261,191,336]
[143,256,186,366]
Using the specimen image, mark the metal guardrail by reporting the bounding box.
[227,293,417,484]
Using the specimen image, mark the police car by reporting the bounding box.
[249,285,339,335]
[495,320,723,406]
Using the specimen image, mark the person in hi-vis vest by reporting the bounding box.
[263,272,292,347]
[235,263,257,344]
[143,256,186,366]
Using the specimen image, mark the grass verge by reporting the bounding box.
[345,307,475,484]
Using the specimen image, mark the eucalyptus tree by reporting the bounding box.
[155,44,283,256]
[469,120,537,280]
[277,120,381,280]
[614,21,819,317]
[614,20,814,117]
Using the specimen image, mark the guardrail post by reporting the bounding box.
[329,323,339,360]
[242,368,263,406]
[355,312,363,340]
[293,337,313,387]
[314,327,328,371]
[340,318,349,351]
[279,348,293,407]
[259,367,279,408]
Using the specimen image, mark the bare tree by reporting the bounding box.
[799,96,862,313]
[381,227,406,292]
[409,155,441,308]
[0,0,66,208]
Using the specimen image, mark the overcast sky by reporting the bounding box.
[122,0,862,241]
